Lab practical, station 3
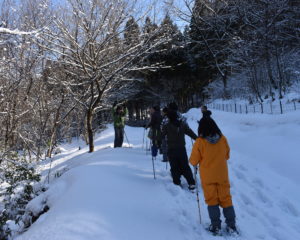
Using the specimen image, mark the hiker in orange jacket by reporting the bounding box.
[189,117,238,235]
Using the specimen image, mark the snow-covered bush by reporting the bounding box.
[0,152,42,239]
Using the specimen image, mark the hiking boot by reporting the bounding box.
[207,225,221,236]
[226,225,239,235]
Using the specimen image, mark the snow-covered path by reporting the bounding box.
[16,109,300,240]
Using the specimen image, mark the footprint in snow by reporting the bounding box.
[263,210,281,228]
[279,199,299,217]
[255,233,267,239]
[165,184,181,197]
[157,170,169,178]
[252,177,266,189]
[238,164,247,172]
[269,229,288,240]
[234,169,247,181]
[240,193,253,206]
[255,189,273,206]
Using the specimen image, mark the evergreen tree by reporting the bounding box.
[124,16,140,46]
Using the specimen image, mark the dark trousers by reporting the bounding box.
[208,205,236,228]
[114,126,124,148]
[168,147,195,186]
[161,138,168,162]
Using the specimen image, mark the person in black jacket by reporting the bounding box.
[162,110,197,189]
[161,107,169,162]
[201,105,212,118]
[145,106,162,157]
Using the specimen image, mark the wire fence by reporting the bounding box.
[207,100,300,115]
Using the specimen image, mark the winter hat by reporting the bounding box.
[203,110,212,118]
[162,107,168,114]
[167,110,180,127]
[153,105,160,111]
[168,102,178,111]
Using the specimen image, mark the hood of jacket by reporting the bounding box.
[205,134,221,144]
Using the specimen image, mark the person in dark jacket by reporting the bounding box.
[146,106,162,157]
[161,110,197,189]
[168,102,187,122]
[201,105,212,118]
[161,107,169,162]
[112,102,128,148]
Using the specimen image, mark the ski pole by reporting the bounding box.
[166,160,168,171]
[146,130,149,155]
[124,130,131,147]
[150,140,156,179]
[152,156,156,180]
[194,165,202,225]
[142,128,145,149]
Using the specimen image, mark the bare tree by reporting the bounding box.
[37,0,168,152]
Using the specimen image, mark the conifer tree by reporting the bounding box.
[124,16,140,46]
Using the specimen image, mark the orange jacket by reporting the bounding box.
[189,135,230,184]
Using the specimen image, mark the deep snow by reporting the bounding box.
[15,109,300,240]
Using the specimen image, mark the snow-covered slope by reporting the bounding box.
[16,109,300,240]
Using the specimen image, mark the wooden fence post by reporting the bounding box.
[270,102,273,114]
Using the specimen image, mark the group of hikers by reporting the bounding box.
[112,102,238,236]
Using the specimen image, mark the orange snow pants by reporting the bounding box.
[202,181,233,208]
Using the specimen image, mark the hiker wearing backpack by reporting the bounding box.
[145,106,162,157]
[168,102,187,122]
[190,117,238,235]
[112,102,128,148]
[160,107,169,162]
[162,109,197,190]
[201,105,212,118]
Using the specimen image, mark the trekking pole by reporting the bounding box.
[194,165,202,225]
[166,160,168,171]
[124,130,131,147]
[146,130,149,155]
[151,140,156,179]
[142,128,145,149]
[152,156,156,179]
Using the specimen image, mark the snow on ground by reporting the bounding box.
[16,109,300,240]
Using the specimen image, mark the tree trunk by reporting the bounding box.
[265,51,277,90]
[86,109,94,153]
[275,46,284,99]
[135,103,141,120]
[47,130,56,158]
[222,70,230,99]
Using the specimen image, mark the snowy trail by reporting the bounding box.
[16,109,300,240]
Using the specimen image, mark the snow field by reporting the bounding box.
[16,108,300,240]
